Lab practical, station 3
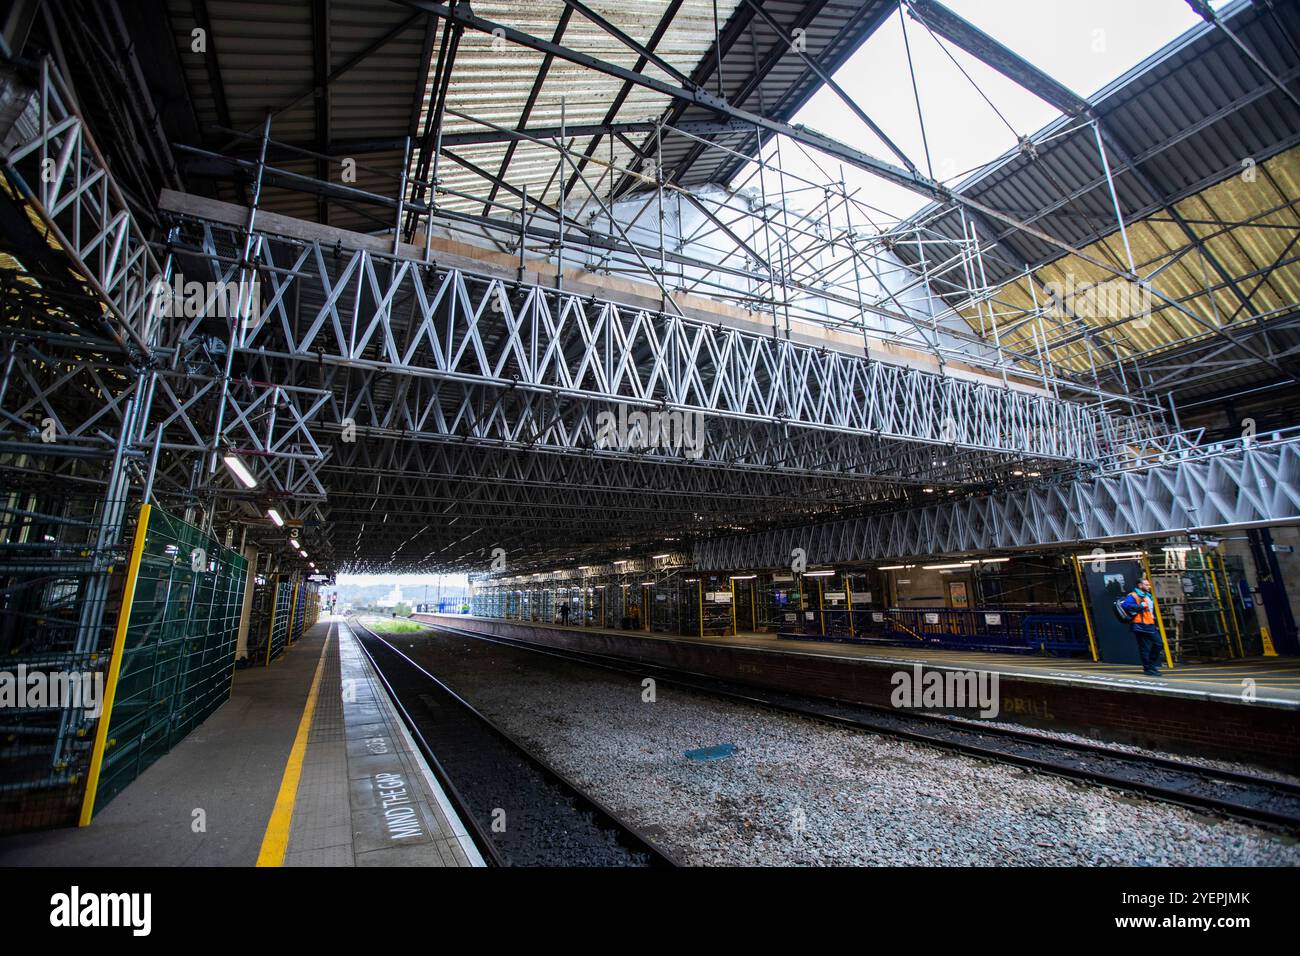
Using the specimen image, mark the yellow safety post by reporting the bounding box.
[286,577,301,649]
[265,574,279,666]
[845,574,853,638]
[1070,556,1101,662]
[730,577,737,635]
[1140,553,1175,669]
[1204,550,1236,658]
[698,579,704,638]
[1210,551,1245,658]
[818,578,825,636]
[80,504,152,827]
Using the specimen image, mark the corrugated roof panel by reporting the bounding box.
[960,146,1300,383]
[411,0,745,213]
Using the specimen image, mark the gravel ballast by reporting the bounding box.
[390,627,1300,866]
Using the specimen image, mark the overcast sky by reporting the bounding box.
[731,0,1232,226]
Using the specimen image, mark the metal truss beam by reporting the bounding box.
[1,58,163,360]
[694,437,1300,569]
[175,210,1105,458]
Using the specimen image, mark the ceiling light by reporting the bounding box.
[980,557,1011,564]
[803,570,836,577]
[878,564,913,570]
[730,574,757,580]
[922,562,973,570]
[267,509,284,527]
[222,453,257,489]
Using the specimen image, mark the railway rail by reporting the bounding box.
[412,618,1300,834]
[347,617,678,867]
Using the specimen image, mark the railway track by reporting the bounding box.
[347,617,678,867]
[413,618,1300,834]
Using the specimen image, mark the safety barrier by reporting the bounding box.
[80,505,247,824]
[780,607,1089,656]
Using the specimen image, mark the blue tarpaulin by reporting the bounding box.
[684,744,737,762]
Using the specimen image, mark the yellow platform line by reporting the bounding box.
[256,627,332,867]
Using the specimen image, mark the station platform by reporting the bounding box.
[415,615,1300,772]
[0,619,483,867]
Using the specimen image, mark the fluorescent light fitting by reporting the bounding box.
[980,557,1011,564]
[922,562,973,570]
[730,574,757,580]
[1075,550,1144,561]
[652,553,670,559]
[878,565,912,571]
[267,509,284,527]
[803,570,836,577]
[222,453,257,489]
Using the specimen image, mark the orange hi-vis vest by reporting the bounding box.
[1129,591,1155,626]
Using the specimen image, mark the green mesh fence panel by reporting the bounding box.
[94,507,246,814]
[0,489,125,833]
[266,578,291,663]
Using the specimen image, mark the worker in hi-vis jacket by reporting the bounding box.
[1120,578,1163,677]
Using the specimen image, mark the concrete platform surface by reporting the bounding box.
[0,619,482,867]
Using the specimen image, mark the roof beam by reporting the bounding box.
[902,0,1300,388]
[1186,0,1300,109]
[482,6,575,217]
[215,11,422,153]
[904,0,1089,116]
[387,0,948,200]
[311,0,331,225]
[560,0,687,202]
[741,0,917,174]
